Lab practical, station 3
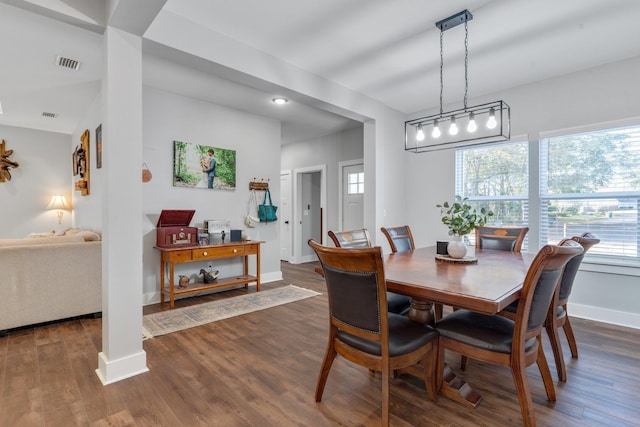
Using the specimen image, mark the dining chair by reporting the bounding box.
[308,239,438,427]
[327,228,371,248]
[327,228,411,315]
[500,232,600,382]
[435,239,583,427]
[475,225,530,253]
[380,225,415,253]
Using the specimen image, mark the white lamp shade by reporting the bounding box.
[47,195,70,210]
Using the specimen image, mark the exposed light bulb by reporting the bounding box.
[466,112,477,133]
[432,120,441,138]
[449,116,458,136]
[416,124,425,141]
[487,107,497,129]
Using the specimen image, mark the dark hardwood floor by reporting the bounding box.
[1,261,639,426]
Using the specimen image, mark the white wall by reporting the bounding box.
[141,87,283,303]
[71,93,103,232]
[281,126,363,238]
[403,56,640,328]
[0,125,72,237]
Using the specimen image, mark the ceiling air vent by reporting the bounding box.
[56,55,80,70]
[42,112,57,118]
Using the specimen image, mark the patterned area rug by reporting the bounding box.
[143,285,321,338]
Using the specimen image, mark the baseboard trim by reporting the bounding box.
[95,350,148,385]
[569,302,640,330]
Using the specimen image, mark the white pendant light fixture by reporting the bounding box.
[405,10,510,153]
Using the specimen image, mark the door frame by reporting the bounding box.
[280,169,292,263]
[338,158,364,231]
[292,164,327,264]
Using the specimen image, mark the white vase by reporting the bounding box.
[447,236,467,259]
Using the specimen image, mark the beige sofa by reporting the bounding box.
[0,233,102,331]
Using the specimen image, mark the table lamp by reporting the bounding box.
[47,195,70,224]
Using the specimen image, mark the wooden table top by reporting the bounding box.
[384,246,535,315]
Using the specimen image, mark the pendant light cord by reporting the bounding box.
[464,20,469,110]
[439,30,444,115]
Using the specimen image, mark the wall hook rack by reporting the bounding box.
[249,178,269,191]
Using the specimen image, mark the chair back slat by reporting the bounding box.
[328,229,372,248]
[527,269,564,331]
[323,266,381,334]
[475,226,529,253]
[380,225,415,253]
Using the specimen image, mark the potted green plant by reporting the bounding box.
[437,196,493,258]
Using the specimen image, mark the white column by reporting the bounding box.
[96,26,148,384]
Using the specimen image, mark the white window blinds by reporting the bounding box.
[456,140,529,247]
[540,124,640,260]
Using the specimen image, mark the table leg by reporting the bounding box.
[407,297,482,408]
[408,298,435,325]
[255,244,261,292]
[243,254,249,290]
[169,262,175,309]
[160,260,165,305]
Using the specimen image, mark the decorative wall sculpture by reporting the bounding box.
[0,139,19,182]
[73,129,90,196]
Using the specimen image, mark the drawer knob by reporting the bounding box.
[203,251,208,256]
[233,249,238,253]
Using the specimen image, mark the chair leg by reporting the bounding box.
[460,355,468,371]
[421,346,437,401]
[434,303,443,321]
[563,311,579,358]
[535,335,556,403]
[545,318,567,382]
[381,360,391,427]
[315,340,337,402]
[511,363,537,427]
[435,337,446,391]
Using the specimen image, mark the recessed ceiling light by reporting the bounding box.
[272,97,288,105]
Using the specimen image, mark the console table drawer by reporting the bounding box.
[192,245,245,260]
[162,250,193,263]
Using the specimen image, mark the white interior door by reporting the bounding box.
[280,171,291,262]
[342,162,364,231]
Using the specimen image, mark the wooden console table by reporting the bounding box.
[155,241,262,309]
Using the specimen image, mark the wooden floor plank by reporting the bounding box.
[0,261,638,426]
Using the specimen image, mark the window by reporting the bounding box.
[456,140,529,247]
[540,124,640,260]
[347,171,364,194]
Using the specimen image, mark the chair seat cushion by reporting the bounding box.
[387,292,410,315]
[338,313,437,357]
[435,310,536,354]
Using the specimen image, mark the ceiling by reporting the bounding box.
[1,0,640,144]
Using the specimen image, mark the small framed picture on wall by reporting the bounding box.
[96,124,102,169]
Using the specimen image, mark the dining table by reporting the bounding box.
[383,246,536,408]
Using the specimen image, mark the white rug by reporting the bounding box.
[143,285,321,338]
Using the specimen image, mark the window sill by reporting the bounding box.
[580,256,640,277]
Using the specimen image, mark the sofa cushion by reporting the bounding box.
[25,230,56,238]
[0,234,85,247]
[59,228,102,241]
